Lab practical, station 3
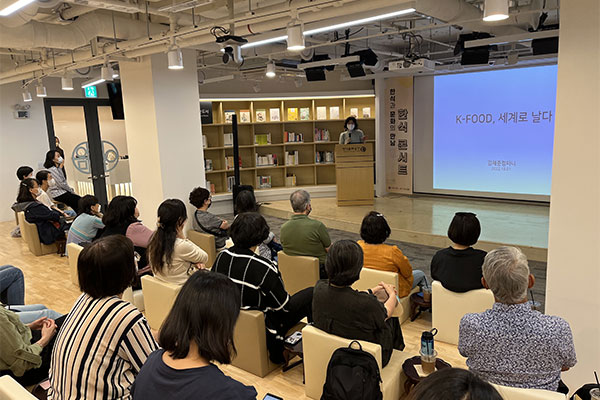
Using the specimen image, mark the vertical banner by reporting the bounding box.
[385,77,413,194]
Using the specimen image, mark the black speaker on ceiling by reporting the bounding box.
[532,37,559,55]
[346,61,366,77]
[305,67,326,81]
[461,47,490,65]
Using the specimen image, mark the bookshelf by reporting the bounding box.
[200,95,376,194]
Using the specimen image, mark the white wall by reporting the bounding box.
[545,0,600,392]
[0,78,108,222]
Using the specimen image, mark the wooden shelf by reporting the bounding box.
[284,142,314,146]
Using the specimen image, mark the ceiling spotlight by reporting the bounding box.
[167,47,184,70]
[265,61,276,78]
[101,65,115,81]
[36,82,47,97]
[483,0,509,22]
[287,21,305,52]
[22,90,32,102]
[61,76,73,91]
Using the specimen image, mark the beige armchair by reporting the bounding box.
[277,251,320,295]
[431,280,495,345]
[17,211,57,256]
[123,287,145,312]
[351,268,418,323]
[140,275,181,330]
[492,383,567,399]
[187,230,217,268]
[67,243,83,286]
[0,376,37,399]
[302,325,410,400]
[231,310,280,377]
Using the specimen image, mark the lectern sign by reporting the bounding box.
[385,77,413,194]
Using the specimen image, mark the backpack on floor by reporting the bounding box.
[321,340,382,400]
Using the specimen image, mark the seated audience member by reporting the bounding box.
[148,199,208,285]
[189,187,229,249]
[12,178,67,247]
[66,195,104,246]
[234,189,281,260]
[0,265,24,305]
[43,150,81,211]
[16,166,33,181]
[313,240,404,367]
[49,235,158,400]
[101,195,153,265]
[131,271,257,400]
[36,170,73,218]
[213,212,313,364]
[280,189,331,277]
[408,368,502,400]
[0,309,61,387]
[459,246,577,392]
[358,211,427,297]
[431,212,486,292]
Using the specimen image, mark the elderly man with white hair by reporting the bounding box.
[458,246,576,393]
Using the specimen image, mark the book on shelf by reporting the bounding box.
[255,109,267,122]
[285,150,299,165]
[256,154,278,167]
[204,159,213,171]
[284,131,304,143]
[225,156,242,170]
[202,135,207,148]
[316,106,327,120]
[300,107,310,120]
[206,180,215,194]
[224,133,233,147]
[316,151,334,164]
[349,108,358,118]
[254,133,272,145]
[287,108,298,121]
[224,110,235,123]
[269,108,280,121]
[257,175,272,189]
[362,107,371,118]
[314,128,330,142]
[200,102,213,124]
[285,174,297,187]
[329,106,340,119]
[240,109,251,123]
[227,176,236,192]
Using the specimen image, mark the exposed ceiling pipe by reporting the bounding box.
[57,4,97,21]
[0,12,165,50]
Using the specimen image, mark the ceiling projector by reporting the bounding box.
[388,58,435,73]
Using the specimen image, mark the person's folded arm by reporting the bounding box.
[0,315,43,377]
[182,240,209,265]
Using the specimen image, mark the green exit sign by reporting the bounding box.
[84,86,98,98]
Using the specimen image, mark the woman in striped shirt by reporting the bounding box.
[49,235,158,400]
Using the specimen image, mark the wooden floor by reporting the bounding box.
[0,221,467,399]
[261,193,550,262]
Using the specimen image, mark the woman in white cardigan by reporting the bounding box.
[42,150,81,211]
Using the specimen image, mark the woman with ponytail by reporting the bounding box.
[148,199,209,286]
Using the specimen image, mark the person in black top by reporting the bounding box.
[131,271,256,400]
[213,212,313,364]
[430,212,487,293]
[312,240,404,367]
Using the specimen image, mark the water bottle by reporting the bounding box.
[420,328,438,356]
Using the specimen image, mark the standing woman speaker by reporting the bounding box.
[338,116,366,144]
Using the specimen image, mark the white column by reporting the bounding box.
[119,49,205,223]
[374,78,388,197]
[545,0,600,391]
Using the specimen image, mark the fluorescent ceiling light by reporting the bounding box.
[61,77,74,91]
[0,0,35,16]
[483,0,509,22]
[201,75,235,84]
[82,77,105,88]
[241,7,415,49]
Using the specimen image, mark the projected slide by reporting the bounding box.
[433,65,557,196]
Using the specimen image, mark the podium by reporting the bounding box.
[335,144,374,206]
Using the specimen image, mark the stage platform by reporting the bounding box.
[260,194,549,262]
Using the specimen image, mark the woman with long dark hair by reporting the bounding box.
[131,271,256,399]
[148,199,208,285]
[11,178,67,248]
[43,150,80,211]
[101,196,153,249]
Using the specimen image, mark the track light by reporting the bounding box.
[82,77,105,88]
[61,77,73,91]
[101,65,114,81]
[22,90,32,102]
[265,61,276,78]
[167,47,184,70]
[483,0,509,22]
[287,21,305,52]
[36,82,47,97]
